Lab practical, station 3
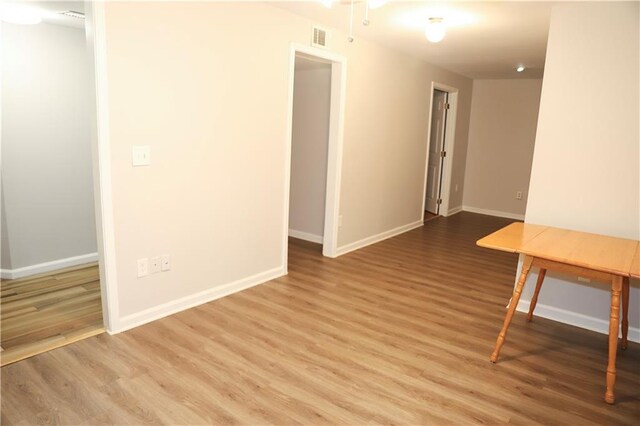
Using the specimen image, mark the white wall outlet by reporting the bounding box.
[577,276,591,283]
[150,256,161,273]
[137,258,149,278]
[338,215,343,227]
[161,255,171,272]
[516,191,523,200]
[132,145,151,166]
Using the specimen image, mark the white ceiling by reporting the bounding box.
[5,1,85,29]
[276,1,555,79]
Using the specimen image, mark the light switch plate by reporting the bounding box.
[132,145,151,166]
[137,258,149,278]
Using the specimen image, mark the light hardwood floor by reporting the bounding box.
[0,264,104,366]
[1,213,639,424]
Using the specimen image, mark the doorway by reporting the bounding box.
[0,1,104,365]
[425,90,449,215]
[422,83,458,219]
[283,45,346,265]
[288,56,331,248]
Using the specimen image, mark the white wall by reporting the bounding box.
[98,2,473,330]
[463,79,542,218]
[1,23,97,273]
[288,58,331,242]
[519,2,639,340]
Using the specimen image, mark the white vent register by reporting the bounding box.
[312,26,328,48]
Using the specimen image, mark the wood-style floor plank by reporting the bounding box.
[0,263,104,366]
[1,213,638,424]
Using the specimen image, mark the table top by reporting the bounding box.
[631,245,640,279]
[477,223,640,276]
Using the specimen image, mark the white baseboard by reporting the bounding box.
[335,220,423,257]
[288,229,323,244]
[115,265,286,334]
[445,205,463,217]
[517,299,640,343]
[462,205,525,221]
[0,253,99,280]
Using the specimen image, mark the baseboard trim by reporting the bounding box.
[288,229,323,244]
[445,205,463,217]
[462,205,525,221]
[115,265,286,334]
[517,299,640,343]
[0,253,99,280]
[335,220,423,257]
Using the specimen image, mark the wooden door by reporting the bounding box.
[425,90,448,214]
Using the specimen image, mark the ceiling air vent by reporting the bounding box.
[58,10,85,19]
[311,26,328,48]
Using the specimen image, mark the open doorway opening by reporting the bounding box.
[283,45,346,266]
[288,56,332,247]
[422,83,458,221]
[0,1,104,365]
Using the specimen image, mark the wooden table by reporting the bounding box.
[477,223,639,404]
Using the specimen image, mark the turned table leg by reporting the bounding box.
[605,276,623,404]
[527,268,546,322]
[490,256,533,363]
[621,277,629,350]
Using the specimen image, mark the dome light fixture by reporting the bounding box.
[516,65,526,73]
[425,17,446,43]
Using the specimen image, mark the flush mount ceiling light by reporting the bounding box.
[425,17,446,43]
[0,3,42,25]
[319,0,334,8]
[516,65,526,73]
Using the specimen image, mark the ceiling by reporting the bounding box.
[4,1,85,28]
[276,1,555,79]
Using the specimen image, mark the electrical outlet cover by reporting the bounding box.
[150,257,161,273]
[161,255,171,272]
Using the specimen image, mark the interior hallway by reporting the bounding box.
[1,213,638,424]
[0,264,104,366]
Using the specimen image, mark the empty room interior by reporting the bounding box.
[0,0,638,425]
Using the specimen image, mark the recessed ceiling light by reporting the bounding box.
[0,3,42,25]
[516,65,526,73]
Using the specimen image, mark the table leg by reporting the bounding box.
[490,256,533,363]
[605,276,623,404]
[527,268,546,322]
[621,277,629,350]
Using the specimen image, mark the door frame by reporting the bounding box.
[283,43,347,265]
[421,82,459,219]
[85,1,119,333]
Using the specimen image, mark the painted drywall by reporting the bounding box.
[337,49,472,246]
[99,1,473,326]
[463,79,542,217]
[1,23,97,271]
[520,2,639,338]
[1,190,11,269]
[289,58,331,242]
